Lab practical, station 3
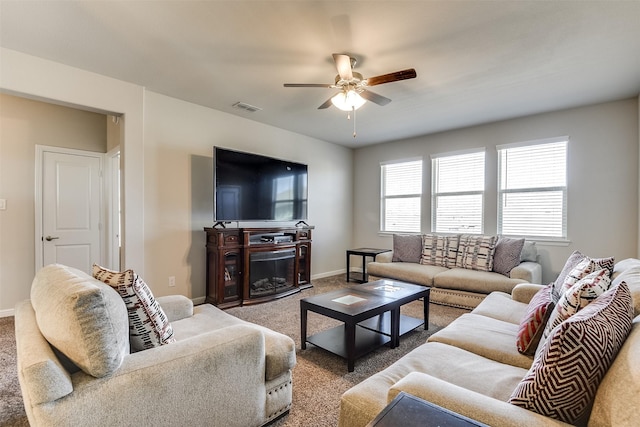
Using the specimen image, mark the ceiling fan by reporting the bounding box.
[284,54,417,111]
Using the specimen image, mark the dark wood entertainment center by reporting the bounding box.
[204,225,313,308]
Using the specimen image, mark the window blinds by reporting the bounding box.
[381,160,422,232]
[432,150,485,234]
[497,139,567,238]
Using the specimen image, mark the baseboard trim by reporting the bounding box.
[0,308,15,318]
[311,269,346,280]
[192,296,206,305]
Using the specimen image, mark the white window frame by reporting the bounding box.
[380,158,423,233]
[497,136,568,240]
[431,149,486,235]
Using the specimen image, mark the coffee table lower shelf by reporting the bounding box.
[305,325,391,361]
[358,312,425,338]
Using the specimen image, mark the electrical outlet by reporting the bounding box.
[168,276,176,287]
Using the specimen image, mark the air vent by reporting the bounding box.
[232,102,262,113]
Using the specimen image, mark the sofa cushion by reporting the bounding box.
[428,313,533,369]
[93,265,176,352]
[509,282,633,425]
[368,261,447,287]
[540,269,611,348]
[339,340,529,427]
[30,264,129,378]
[392,234,422,263]
[471,291,529,324]
[456,234,497,272]
[434,268,524,295]
[516,284,554,356]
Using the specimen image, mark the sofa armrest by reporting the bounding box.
[510,261,542,284]
[375,251,393,263]
[15,300,74,405]
[389,372,571,427]
[156,295,193,322]
[511,283,546,304]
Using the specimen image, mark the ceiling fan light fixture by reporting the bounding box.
[331,90,366,111]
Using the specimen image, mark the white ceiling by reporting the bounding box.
[1,1,639,148]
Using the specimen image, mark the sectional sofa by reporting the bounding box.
[339,256,640,427]
[368,234,542,309]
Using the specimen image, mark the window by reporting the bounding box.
[380,159,422,232]
[497,137,568,239]
[431,150,485,234]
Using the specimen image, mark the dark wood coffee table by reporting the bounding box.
[300,279,430,371]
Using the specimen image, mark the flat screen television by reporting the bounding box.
[214,147,308,222]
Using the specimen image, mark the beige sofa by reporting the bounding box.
[15,264,295,427]
[339,258,640,427]
[368,248,542,309]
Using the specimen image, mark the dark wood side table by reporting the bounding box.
[346,248,391,283]
[366,392,489,427]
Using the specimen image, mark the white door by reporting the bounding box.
[37,147,102,274]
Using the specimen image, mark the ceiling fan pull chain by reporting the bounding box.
[352,106,357,138]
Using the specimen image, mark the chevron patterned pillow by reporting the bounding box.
[509,281,633,425]
[93,264,176,352]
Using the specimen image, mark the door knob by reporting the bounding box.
[45,236,60,241]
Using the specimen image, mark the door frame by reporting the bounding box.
[104,145,121,270]
[35,145,106,271]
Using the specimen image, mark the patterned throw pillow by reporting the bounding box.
[455,234,498,272]
[539,269,612,349]
[552,252,614,302]
[420,234,460,267]
[445,234,460,268]
[93,265,176,351]
[551,251,587,301]
[392,234,422,263]
[493,237,525,276]
[516,284,554,355]
[509,282,633,425]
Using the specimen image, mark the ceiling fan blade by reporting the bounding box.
[284,83,334,88]
[318,97,334,109]
[360,90,392,106]
[366,68,417,86]
[333,53,353,81]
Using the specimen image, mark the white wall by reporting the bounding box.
[143,91,352,299]
[353,98,639,283]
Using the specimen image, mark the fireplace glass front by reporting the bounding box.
[249,248,296,299]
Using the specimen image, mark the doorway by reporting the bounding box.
[35,146,107,274]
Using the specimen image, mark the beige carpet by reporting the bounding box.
[0,275,467,427]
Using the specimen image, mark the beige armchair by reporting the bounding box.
[15,264,295,427]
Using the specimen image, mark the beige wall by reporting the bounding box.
[1,47,146,285]
[353,98,639,283]
[0,49,353,313]
[143,91,353,299]
[0,93,107,313]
